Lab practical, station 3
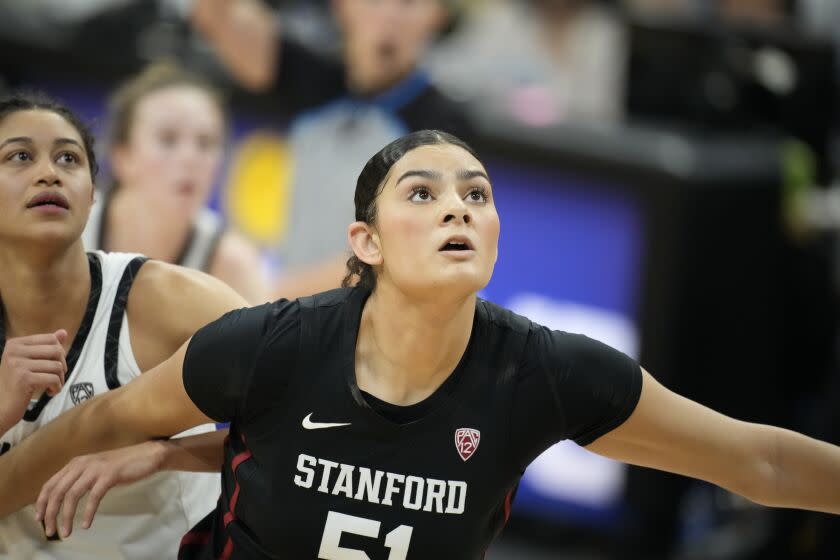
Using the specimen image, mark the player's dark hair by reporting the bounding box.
[343,129,479,291]
[0,92,99,180]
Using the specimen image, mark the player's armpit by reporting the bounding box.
[585,369,840,514]
[0,342,212,518]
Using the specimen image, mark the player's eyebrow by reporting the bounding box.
[0,137,83,150]
[0,136,33,150]
[396,169,490,186]
[396,169,442,186]
[456,169,490,182]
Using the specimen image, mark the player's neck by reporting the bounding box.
[355,283,475,406]
[106,188,193,263]
[0,243,89,341]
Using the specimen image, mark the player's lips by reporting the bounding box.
[26,191,70,211]
[176,181,198,196]
[377,41,398,60]
[439,235,476,260]
[439,235,474,252]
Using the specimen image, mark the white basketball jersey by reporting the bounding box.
[0,251,220,559]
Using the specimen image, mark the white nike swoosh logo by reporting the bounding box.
[302,413,352,430]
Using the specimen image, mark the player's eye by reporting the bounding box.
[409,186,434,202]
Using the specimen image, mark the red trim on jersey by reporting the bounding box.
[222,449,252,527]
[484,486,518,558]
[503,487,514,523]
[219,434,253,560]
[221,538,234,560]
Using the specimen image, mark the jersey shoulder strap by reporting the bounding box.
[101,253,148,389]
[179,208,224,272]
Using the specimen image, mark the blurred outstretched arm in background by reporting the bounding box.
[191,0,279,91]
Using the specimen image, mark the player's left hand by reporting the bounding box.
[34,440,168,539]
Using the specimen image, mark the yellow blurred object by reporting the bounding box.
[224,133,293,247]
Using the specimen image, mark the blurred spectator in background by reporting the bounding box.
[82,62,267,304]
[191,0,469,299]
[428,0,626,126]
[719,0,790,25]
[625,0,809,26]
[623,0,691,16]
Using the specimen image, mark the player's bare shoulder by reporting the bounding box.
[126,260,248,371]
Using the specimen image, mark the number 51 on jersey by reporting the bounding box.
[319,511,413,560]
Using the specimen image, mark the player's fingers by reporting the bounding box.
[35,469,62,522]
[15,346,67,379]
[81,477,113,530]
[17,344,65,360]
[25,372,63,398]
[53,329,68,344]
[41,465,83,537]
[16,333,65,346]
[24,359,66,380]
[59,474,95,538]
[18,344,67,373]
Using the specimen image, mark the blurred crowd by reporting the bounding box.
[1,0,839,559]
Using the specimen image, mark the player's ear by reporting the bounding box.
[348,221,382,267]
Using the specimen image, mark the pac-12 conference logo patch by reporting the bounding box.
[455,428,481,461]
[69,382,95,405]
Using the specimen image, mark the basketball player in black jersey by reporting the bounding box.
[1,131,839,559]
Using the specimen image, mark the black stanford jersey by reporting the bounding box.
[181,288,641,559]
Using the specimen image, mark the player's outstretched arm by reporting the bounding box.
[191,0,278,91]
[586,369,840,514]
[35,429,229,539]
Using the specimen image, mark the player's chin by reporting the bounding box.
[170,193,203,214]
[436,266,491,294]
[24,222,83,246]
